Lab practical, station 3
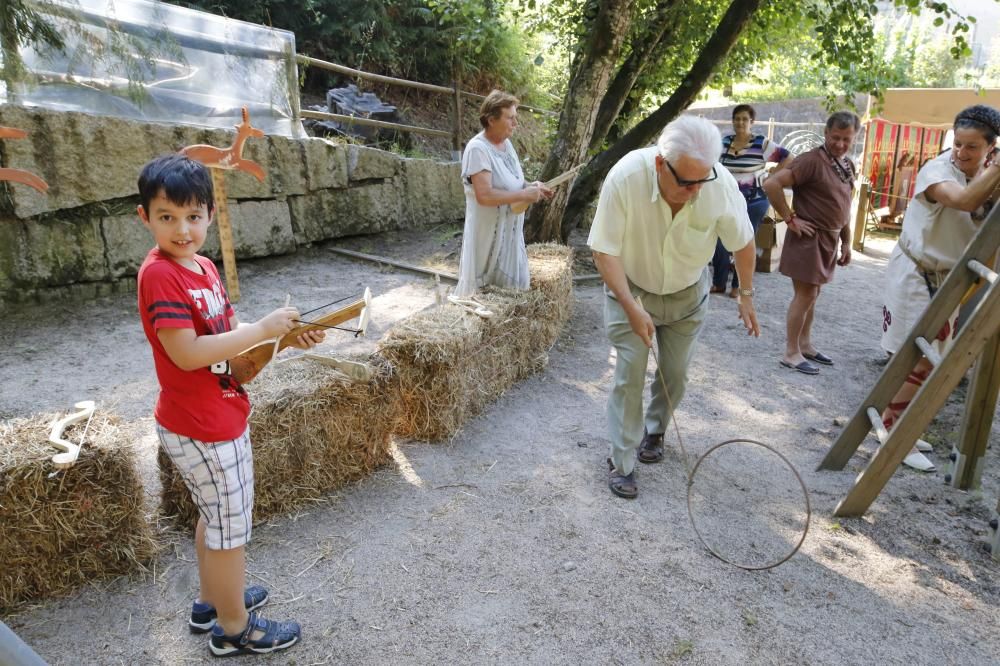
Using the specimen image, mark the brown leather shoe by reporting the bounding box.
[637,431,664,464]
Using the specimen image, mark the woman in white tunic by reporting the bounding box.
[880,104,1000,471]
[454,90,552,297]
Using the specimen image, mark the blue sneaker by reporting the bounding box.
[189,585,269,633]
[209,610,301,657]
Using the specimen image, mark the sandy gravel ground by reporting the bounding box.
[1,227,998,665]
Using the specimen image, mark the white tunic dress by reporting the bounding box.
[881,152,991,354]
[454,132,529,297]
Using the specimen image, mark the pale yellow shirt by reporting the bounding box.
[588,146,753,295]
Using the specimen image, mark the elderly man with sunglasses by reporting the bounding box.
[589,115,760,499]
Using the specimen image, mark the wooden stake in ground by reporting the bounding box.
[180,107,266,302]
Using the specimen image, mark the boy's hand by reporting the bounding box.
[290,329,326,349]
[258,307,299,339]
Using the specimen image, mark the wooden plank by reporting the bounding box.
[819,206,1000,471]
[210,169,240,303]
[300,110,452,138]
[951,330,1000,489]
[833,276,1000,516]
[297,55,456,94]
[327,246,458,282]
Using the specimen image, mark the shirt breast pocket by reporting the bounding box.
[681,220,713,248]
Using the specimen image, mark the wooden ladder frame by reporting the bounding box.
[819,204,1000,559]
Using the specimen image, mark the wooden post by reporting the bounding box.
[767,117,775,142]
[180,107,267,305]
[852,181,870,252]
[210,169,240,303]
[451,72,463,161]
[819,208,1000,475]
[949,331,1000,489]
[832,275,1000,517]
[285,41,303,138]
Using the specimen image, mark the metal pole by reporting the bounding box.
[0,621,47,665]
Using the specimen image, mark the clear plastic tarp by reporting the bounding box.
[1,0,303,136]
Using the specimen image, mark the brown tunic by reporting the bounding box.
[779,148,853,285]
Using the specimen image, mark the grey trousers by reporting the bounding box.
[604,269,709,475]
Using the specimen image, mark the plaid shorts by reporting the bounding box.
[157,423,254,550]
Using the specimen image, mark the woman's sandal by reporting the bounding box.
[607,458,638,499]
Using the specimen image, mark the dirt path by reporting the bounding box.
[2,229,998,665]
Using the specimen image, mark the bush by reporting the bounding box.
[168,0,538,94]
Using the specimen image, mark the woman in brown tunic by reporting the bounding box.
[763,111,860,374]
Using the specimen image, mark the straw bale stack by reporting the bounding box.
[159,353,399,529]
[378,243,573,441]
[0,410,157,612]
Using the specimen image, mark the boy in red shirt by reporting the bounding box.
[137,154,322,657]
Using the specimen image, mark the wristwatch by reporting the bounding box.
[738,287,755,298]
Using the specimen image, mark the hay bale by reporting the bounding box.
[0,410,157,612]
[159,354,399,529]
[378,243,573,441]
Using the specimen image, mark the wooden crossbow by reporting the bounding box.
[229,288,371,384]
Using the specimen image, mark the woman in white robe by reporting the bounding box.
[454,90,552,297]
[880,104,1000,471]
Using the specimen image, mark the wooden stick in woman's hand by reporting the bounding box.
[511,164,586,214]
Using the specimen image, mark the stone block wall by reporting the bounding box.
[0,105,464,305]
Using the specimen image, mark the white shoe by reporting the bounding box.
[915,438,932,453]
[902,450,936,472]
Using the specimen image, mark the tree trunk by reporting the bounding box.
[523,0,632,244]
[561,0,763,240]
[588,0,682,153]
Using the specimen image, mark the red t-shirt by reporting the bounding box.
[137,248,250,442]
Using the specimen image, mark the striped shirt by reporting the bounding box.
[720,133,789,199]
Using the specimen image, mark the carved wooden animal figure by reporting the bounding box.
[180,107,266,182]
[0,126,49,193]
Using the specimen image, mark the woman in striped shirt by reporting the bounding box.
[711,104,792,296]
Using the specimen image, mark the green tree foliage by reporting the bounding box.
[2,1,182,105]
[0,0,65,96]
[168,0,536,93]
[515,0,989,240]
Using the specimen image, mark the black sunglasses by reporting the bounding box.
[664,160,718,187]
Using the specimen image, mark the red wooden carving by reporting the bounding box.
[0,126,49,193]
[180,107,266,182]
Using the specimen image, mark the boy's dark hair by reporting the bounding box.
[138,154,215,212]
